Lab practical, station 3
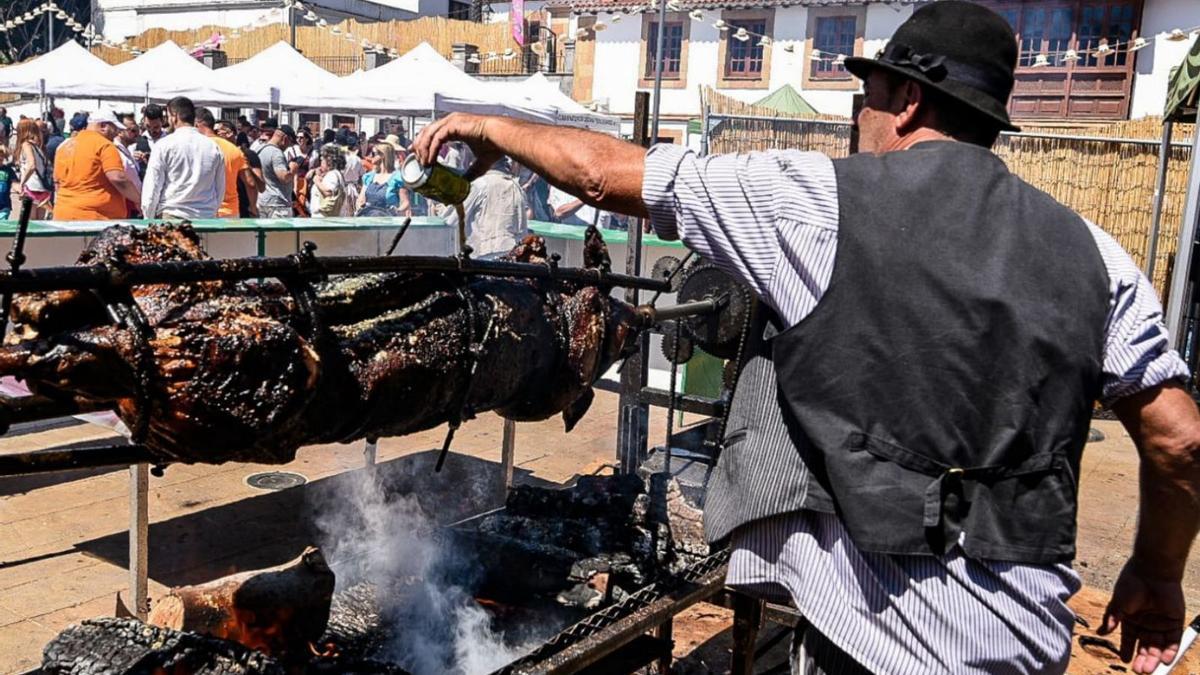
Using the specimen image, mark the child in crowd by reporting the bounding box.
[0,146,17,221]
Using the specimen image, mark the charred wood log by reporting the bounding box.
[41,617,285,675]
[476,472,710,610]
[1,224,640,465]
[147,547,334,658]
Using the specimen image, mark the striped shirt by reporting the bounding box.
[641,143,1190,674]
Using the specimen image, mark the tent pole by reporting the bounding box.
[1165,114,1200,353]
[1146,119,1175,283]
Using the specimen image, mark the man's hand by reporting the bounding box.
[1101,558,1186,673]
[412,113,501,180]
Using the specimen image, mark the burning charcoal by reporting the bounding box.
[556,579,605,610]
[2,224,641,465]
[320,582,387,659]
[42,617,285,675]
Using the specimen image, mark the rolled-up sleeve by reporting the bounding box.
[1087,222,1190,405]
[640,143,840,326]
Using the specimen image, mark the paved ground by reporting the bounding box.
[0,400,1195,673]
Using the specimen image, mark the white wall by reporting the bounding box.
[96,0,425,42]
[1130,0,1200,119]
[588,3,914,120]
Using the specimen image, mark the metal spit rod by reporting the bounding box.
[0,252,672,294]
[0,444,161,476]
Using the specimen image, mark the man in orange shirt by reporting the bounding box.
[196,109,253,218]
[53,109,141,221]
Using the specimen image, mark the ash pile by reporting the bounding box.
[472,471,710,610]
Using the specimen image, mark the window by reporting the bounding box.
[976,0,1145,120]
[639,12,690,89]
[803,6,864,91]
[812,15,856,79]
[448,0,470,20]
[725,20,767,78]
[645,22,685,79]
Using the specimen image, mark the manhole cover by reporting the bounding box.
[245,471,308,490]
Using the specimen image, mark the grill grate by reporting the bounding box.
[493,547,730,674]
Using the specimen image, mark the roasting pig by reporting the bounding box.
[1,224,640,464]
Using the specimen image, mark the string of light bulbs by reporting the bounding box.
[280,0,404,60]
[0,2,96,42]
[569,3,1200,67]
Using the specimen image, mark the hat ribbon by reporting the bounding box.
[881,43,948,80]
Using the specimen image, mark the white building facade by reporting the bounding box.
[493,0,1199,143]
[95,0,454,43]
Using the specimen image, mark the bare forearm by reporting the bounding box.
[480,118,648,218]
[106,172,140,205]
[1115,383,1200,580]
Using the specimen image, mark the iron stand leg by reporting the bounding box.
[731,591,764,675]
[364,437,378,470]
[128,463,149,620]
[500,419,516,504]
[653,618,674,674]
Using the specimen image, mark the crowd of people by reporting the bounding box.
[0,98,625,243]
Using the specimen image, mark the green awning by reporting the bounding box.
[1165,36,1200,122]
[752,84,820,116]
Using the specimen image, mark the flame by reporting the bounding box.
[308,640,340,659]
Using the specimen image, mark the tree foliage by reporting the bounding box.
[0,0,92,65]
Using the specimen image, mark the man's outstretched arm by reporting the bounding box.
[411,113,648,219]
[1105,382,1200,674]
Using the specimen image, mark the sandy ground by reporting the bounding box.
[0,401,1196,674]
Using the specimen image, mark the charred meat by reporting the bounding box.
[2,224,640,464]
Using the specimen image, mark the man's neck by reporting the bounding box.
[882,128,955,153]
[174,123,194,132]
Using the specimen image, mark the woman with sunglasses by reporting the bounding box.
[355,142,410,217]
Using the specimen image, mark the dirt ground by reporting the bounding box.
[0,401,1196,674]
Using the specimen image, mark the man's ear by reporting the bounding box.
[894,80,925,136]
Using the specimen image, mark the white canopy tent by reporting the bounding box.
[214,41,356,110]
[0,41,115,98]
[340,42,484,115]
[0,40,616,132]
[436,70,619,134]
[107,41,244,105]
[515,72,619,134]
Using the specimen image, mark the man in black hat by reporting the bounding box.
[413,2,1198,672]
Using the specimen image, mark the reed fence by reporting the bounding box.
[703,87,1195,297]
[90,16,548,75]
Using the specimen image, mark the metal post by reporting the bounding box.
[128,463,149,620]
[1146,119,1175,282]
[1165,114,1200,349]
[648,0,668,142]
[699,96,709,157]
[290,4,297,49]
[617,92,652,474]
[499,419,516,503]
[47,9,54,54]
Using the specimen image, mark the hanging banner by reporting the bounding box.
[511,0,526,47]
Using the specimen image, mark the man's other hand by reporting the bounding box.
[1101,557,1186,674]
[411,113,501,181]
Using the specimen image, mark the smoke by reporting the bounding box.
[312,467,531,675]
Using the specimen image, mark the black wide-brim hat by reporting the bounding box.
[845,0,1021,132]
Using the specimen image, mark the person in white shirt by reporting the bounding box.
[250,118,276,154]
[140,97,226,220]
[547,184,611,229]
[441,157,528,258]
